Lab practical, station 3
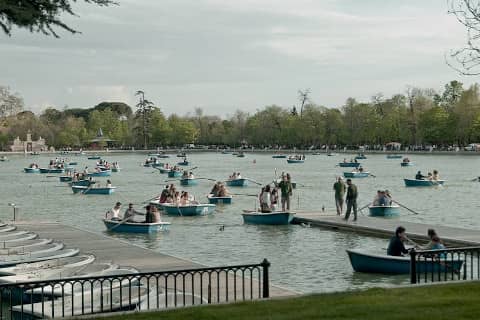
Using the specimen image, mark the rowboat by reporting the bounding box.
[39,168,64,174]
[226,178,248,187]
[168,170,182,178]
[338,162,360,168]
[404,179,445,187]
[0,238,52,251]
[59,175,73,182]
[386,154,403,159]
[355,155,367,160]
[162,203,216,216]
[207,194,233,204]
[346,249,463,274]
[177,161,190,166]
[0,225,17,233]
[30,152,40,156]
[272,155,287,158]
[68,162,77,165]
[287,159,304,164]
[23,167,40,173]
[87,169,112,177]
[0,156,8,161]
[0,248,80,268]
[11,285,150,319]
[71,186,116,195]
[151,162,164,168]
[0,233,38,243]
[180,178,198,186]
[237,153,246,158]
[177,153,187,157]
[368,205,401,217]
[103,219,171,233]
[87,155,101,160]
[69,179,95,187]
[0,254,95,276]
[327,153,338,156]
[241,211,295,225]
[0,231,37,241]
[158,167,170,173]
[0,242,63,256]
[343,171,369,178]
[111,167,121,172]
[401,162,414,167]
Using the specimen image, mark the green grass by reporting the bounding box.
[102,282,480,320]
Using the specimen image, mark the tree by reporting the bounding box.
[448,0,480,74]
[135,91,154,149]
[298,89,310,117]
[0,0,116,38]
[0,86,24,118]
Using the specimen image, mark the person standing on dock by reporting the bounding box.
[333,177,346,215]
[278,175,293,211]
[344,179,358,221]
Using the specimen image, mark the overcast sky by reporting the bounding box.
[0,0,474,117]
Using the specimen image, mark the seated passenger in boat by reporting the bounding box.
[385,190,392,205]
[236,172,242,179]
[188,172,195,179]
[387,226,409,256]
[106,179,112,188]
[378,191,388,206]
[270,188,278,211]
[427,172,433,180]
[403,157,410,163]
[182,170,189,179]
[159,185,169,203]
[415,171,425,180]
[372,190,382,206]
[217,184,229,197]
[107,202,122,221]
[432,170,440,181]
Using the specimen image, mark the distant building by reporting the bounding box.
[10,131,48,152]
[90,128,114,149]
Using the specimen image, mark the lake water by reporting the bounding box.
[1,152,479,293]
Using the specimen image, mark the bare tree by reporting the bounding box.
[135,90,154,149]
[298,88,310,117]
[447,0,480,75]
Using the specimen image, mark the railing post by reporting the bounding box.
[261,258,270,298]
[410,249,417,284]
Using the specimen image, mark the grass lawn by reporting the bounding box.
[103,282,480,320]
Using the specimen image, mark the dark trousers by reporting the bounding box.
[345,199,357,221]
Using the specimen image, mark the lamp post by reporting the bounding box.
[8,203,16,221]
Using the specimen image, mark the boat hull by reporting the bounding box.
[163,204,216,216]
[87,156,101,160]
[103,219,170,233]
[177,161,189,166]
[287,159,304,164]
[401,162,414,167]
[70,179,95,187]
[71,186,116,194]
[23,168,39,173]
[111,167,120,172]
[180,178,198,186]
[343,172,369,178]
[404,179,445,187]
[59,176,72,182]
[167,171,182,178]
[226,178,248,187]
[207,195,232,204]
[368,206,401,217]
[339,163,360,168]
[39,168,64,174]
[242,211,294,225]
[387,155,403,159]
[355,156,367,160]
[87,170,112,177]
[272,155,287,158]
[347,249,463,274]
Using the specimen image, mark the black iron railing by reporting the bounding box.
[0,259,270,319]
[410,247,480,284]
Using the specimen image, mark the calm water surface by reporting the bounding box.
[1,152,479,293]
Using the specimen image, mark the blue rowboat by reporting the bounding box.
[59,176,73,182]
[163,203,216,216]
[368,205,401,217]
[242,211,295,225]
[151,162,164,168]
[386,155,402,159]
[71,186,116,194]
[177,161,189,166]
[237,153,246,158]
[272,155,287,158]
[287,159,304,164]
[327,153,338,156]
[401,162,414,167]
[68,162,78,166]
[158,167,170,174]
[180,178,198,186]
[87,156,101,160]
[39,168,65,174]
[355,155,367,160]
[346,249,463,274]
[24,168,40,173]
[70,179,95,187]
[103,219,170,233]
[111,167,121,172]
[343,171,369,178]
[404,179,445,187]
[338,162,360,168]
[207,194,232,204]
[87,169,112,177]
[226,178,248,187]
[168,170,182,178]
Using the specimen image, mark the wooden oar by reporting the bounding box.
[197,177,217,182]
[471,177,479,182]
[392,199,419,215]
[369,173,376,178]
[107,216,130,231]
[245,178,262,186]
[358,203,371,212]
[231,193,258,197]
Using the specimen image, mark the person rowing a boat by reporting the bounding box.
[415,171,426,180]
[387,226,409,256]
[123,203,143,222]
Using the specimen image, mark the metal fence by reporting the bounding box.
[0,259,270,319]
[410,247,480,284]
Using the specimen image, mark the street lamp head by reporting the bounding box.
[8,203,15,207]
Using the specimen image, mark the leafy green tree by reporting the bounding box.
[167,115,197,146]
[0,86,24,118]
[419,107,452,144]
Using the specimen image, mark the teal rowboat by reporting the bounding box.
[59,176,73,182]
[401,162,414,167]
[242,211,295,225]
[87,169,112,177]
[70,179,95,187]
[287,159,304,164]
[404,179,445,187]
[177,161,190,166]
[162,203,216,216]
[24,168,40,173]
[343,171,369,178]
[226,178,248,187]
[347,249,463,274]
[168,170,182,178]
[103,219,170,233]
[180,178,198,186]
[207,194,233,204]
[71,186,116,194]
[368,205,400,217]
[39,168,65,174]
[272,155,287,158]
[338,162,360,168]
[386,155,402,159]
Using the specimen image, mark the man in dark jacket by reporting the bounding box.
[344,179,358,221]
[387,226,409,256]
